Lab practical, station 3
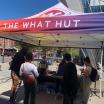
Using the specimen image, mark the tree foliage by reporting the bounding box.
[16,42,79,57]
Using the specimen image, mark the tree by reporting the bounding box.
[15,42,35,51]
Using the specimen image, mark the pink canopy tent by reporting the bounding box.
[0,2,104,48]
[0,2,104,97]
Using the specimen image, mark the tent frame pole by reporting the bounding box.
[100,41,103,97]
[81,48,86,57]
[37,40,41,66]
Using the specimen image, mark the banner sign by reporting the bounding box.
[0,13,104,34]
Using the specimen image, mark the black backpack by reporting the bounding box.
[89,67,99,82]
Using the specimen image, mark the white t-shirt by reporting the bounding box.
[76,64,83,75]
[20,62,39,77]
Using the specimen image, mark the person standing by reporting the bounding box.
[38,55,48,83]
[9,47,28,103]
[81,56,92,104]
[20,52,39,104]
[63,53,79,104]
[55,58,66,94]
[38,55,48,76]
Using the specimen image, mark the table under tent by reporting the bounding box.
[0,2,104,97]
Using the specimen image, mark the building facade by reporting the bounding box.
[0,38,16,56]
[61,0,84,12]
[0,38,15,48]
[90,0,104,12]
[61,0,104,12]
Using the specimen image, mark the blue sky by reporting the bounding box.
[0,0,58,20]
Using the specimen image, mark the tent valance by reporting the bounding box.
[0,13,104,34]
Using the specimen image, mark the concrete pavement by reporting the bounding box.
[0,72,104,104]
[0,62,104,104]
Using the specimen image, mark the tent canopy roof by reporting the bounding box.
[1,33,104,49]
[0,2,104,49]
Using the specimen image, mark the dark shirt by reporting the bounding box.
[10,52,25,77]
[38,59,48,75]
[39,59,48,69]
[57,61,65,76]
[63,62,78,98]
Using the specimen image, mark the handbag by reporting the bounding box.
[22,64,36,86]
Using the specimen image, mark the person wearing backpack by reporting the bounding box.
[20,52,39,104]
[81,56,92,104]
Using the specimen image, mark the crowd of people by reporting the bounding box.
[8,47,96,104]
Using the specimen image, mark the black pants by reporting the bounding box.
[24,82,37,104]
[55,78,63,94]
[63,94,74,104]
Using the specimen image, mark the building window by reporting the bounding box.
[81,0,104,12]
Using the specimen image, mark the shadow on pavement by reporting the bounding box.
[0,98,10,104]
[0,84,62,104]
[36,92,62,104]
[1,85,24,103]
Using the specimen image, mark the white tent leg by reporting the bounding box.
[100,49,103,97]
[81,48,86,57]
[37,40,41,67]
